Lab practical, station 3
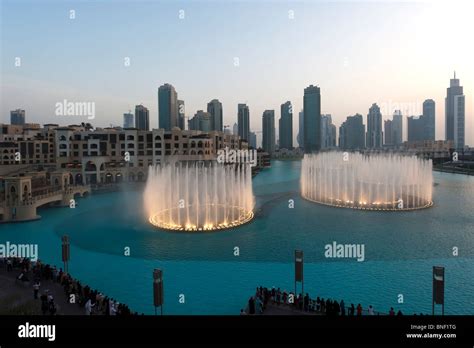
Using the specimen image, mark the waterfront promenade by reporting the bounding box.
[0,258,134,315]
[243,286,406,316]
[0,260,81,315]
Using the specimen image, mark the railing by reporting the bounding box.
[3,185,90,207]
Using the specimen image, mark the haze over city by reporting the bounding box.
[1,0,473,146]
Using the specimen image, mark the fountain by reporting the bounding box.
[301,152,433,211]
[144,161,255,231]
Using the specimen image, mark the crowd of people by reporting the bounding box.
[2,257,136,315]
[242,286,404,316]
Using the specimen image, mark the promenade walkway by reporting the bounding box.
[0,262,83,315]
[243,286,403,316]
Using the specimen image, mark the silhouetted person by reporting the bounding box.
[326,299,331,315]
[248,297,255,314]
[368,305,375,315]
[33,281,40,299]
[7,259,13,272]
[303,293,309,312]
[49,299,56,315]
[340,300,345,316]
[334,300,340,315]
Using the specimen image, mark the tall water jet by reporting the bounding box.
[144,161,255,231]
[301,152,433,211]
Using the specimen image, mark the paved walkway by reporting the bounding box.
[0,264,84,315]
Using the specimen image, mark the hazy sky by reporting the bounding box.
[1,0,473,146]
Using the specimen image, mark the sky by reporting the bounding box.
[1,0,473,147]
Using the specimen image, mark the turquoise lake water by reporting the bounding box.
[1,160,473,314]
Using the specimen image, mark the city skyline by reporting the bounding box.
[1,0,473,146]
[5,77,470,150]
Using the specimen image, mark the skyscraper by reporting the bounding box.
[384,110,403,146]
[262,110,275,154]
[423,99,435,141]
[366,103,383,149]
[177,100,185,130]
[123,112,134,128]
[392,110,403,146]
[384,120,393,145]
[249,131,257,149]
[407,100,435,143]
[232,122,238,135]
[303,85,321,153]
[135,105,149,131]
[297,110,304,149]
[321,114,336,149]
[188,110,211,132]
[158,83,178,130]
[207,99,223,132]
[238,103,250,141]
[279,101,293,150]
[445,72,465,149]
[407,116,425,142]
[10,109,25,125]
[339,114,365,150]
